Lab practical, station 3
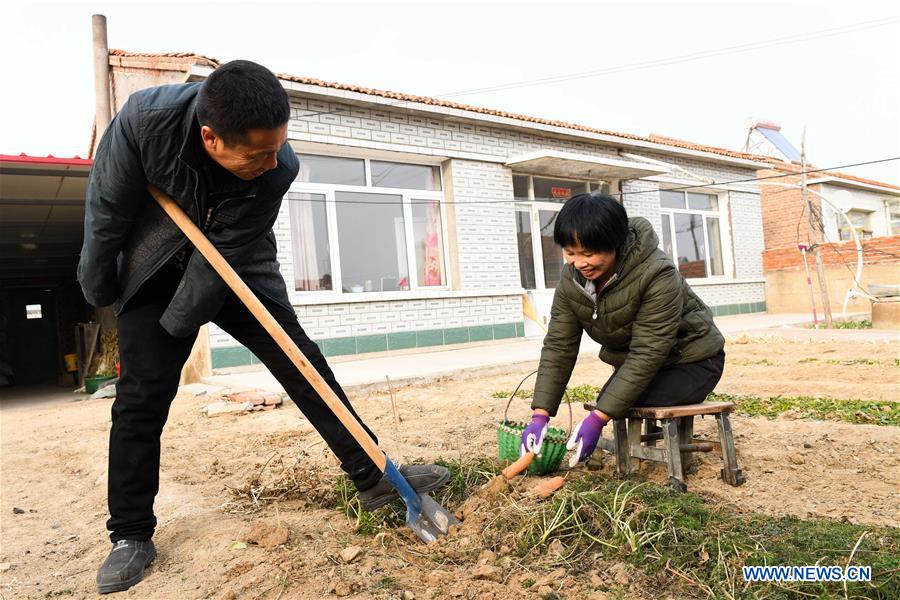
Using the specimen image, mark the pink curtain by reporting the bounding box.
[422,201,443,286]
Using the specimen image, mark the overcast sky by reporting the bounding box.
[2,0,898,182]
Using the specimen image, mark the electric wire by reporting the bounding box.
[290,17,899,121]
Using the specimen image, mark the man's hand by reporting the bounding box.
[520,411,550,457]
[567,411,608,464]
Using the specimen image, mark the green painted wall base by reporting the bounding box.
[710,301,766,317]
[211,321,526,369]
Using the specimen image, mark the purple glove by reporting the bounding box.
[567,412,608,465]
[520,413,550,457]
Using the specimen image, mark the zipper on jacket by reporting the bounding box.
[593,273,618,319]
[202,192,257,233]
[571,276,601,320]
[572,272,619,320]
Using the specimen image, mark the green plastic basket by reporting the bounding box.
[496,370,572,475]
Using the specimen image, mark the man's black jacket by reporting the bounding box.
[78,82,300,337]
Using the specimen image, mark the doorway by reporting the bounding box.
[7,288,58,385]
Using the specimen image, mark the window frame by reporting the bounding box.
[658,188,730,281]
[888,199,900,236]
[513,173,608,290]
[288,155,450,298]
[839,209,874,241]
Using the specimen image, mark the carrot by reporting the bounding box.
[533,476,565,497]
[501,452,534,479]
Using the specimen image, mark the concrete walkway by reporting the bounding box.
[201,312,896,393]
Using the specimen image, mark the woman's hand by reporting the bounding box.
[567,411,609,464]
[520,410,550,457]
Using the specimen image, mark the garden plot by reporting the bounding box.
[1,337,897,599]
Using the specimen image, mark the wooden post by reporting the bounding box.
[91,14,112,136]
[802,129,833,327]
[90,15,117,334]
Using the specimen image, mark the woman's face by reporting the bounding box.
[562,241,617,281]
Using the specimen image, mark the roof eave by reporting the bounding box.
[806,177,900,196]
[186,65,769,170]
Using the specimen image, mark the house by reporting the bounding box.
[744,120,900,314]
[95,50,770,369]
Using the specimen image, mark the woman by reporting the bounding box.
[520,193,725,463]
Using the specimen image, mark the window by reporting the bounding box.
[513,174,607,289]
[371,161,441,191]
[289,155,447,294]
[659,190,724,278]
[889,200,900,236]
[297,154,365,186]
[25,304,42,319]
[289,192,331,291]
[839,209,873,241]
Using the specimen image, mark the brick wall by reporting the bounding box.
[447,160,521,290]
[288,98,622,162]
[621,179,661,233]
[729,190,765,279]
[208,295,523,349]
[758,168,828,252]
[765,261,900,313]
[690,281,766,307]
[763,234,900,271]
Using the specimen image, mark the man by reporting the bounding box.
[519,193,725,463]
[79,60,449,595]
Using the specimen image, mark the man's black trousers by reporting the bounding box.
[108,267,381,542]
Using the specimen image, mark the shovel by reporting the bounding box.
[148,185,459,543]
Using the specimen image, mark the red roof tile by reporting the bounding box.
[107,49,763,163]
[0,153,92,166]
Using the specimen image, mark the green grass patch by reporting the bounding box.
[336,459,899,598]
[711,392,900,426]
[491,384,597,404]
[334,457,501,535]
[809,319,873,329]
[493,385,898,426]
[514,478,900,599]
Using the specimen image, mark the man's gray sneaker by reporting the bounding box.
[96,539,156,594]
[358,464,450,511]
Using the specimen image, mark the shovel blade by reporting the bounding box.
[384,458,458,543]
[409,493,460,543]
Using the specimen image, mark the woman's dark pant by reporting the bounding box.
[107,268,381,542]
[599,350,726,410]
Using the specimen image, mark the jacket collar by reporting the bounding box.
[177,94,203,170]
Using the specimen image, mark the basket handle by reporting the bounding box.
[502,370,573,437]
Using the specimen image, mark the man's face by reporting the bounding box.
[200,124,288,181]
[562,241,616,281]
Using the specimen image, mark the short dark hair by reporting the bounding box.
[196,60,290,146]
[553,193,629,252]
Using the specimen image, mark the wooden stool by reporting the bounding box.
[591,401,746,492]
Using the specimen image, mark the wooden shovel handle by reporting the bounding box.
[148,185,387,472]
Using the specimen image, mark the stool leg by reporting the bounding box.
[644,419,661,446]
[716,412,746,486]
[627,418,642,473]
[679,416,697,475]
[613,418,630,477]
[662,419,687,492]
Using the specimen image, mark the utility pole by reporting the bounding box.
[91,15,112,138]
[802,129,833,327]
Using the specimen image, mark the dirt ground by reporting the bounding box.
[1,337,898,599]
